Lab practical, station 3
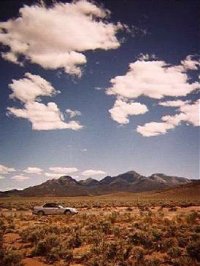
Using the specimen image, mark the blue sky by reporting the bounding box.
[0,0,199,191]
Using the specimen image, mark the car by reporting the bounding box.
[32,203,78,215]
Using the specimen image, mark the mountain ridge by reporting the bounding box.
[0,170,192,197]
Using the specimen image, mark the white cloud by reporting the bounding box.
[161,113,185,127]
[82,169,106,176]
[137,53,156,61]
[49,167,78,174]
[7,101,83,131]
[0,0,123,76]
[137,100,200,136]
[0,164,15,174]
[23,167,43,174]
[162,100,200,127]
[9,72,58,103]
[181,55,200,70]
[0,175,5,180]
[1,186,23,191]
[45,172,62,179]
[7,73,83,131]
[1,51,23,65]
[159,100,188,107]
[107,56,199,136]
[137,122,175,137]
[109,98,148,124]
[106,59,199,99]
[11,175,30,181]
[66,109,81,118]
[181,100,200,126]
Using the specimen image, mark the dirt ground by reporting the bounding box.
[1,205,200,266]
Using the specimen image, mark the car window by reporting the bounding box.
[43,203,51,207]
[43,203,58,208]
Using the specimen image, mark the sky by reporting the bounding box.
[0,0,199,191]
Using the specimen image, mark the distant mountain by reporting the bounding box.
[21,176,88,197]
[98,171,190,193]
[0,170,192,197]
[79,178,99,187]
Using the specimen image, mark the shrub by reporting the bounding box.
[167,246,182,258]
[108,212,117,224]
[21,226,46,244]
[128,231,153,248]
[67,232,82,248]
[152,229,162,241]
[131,246,145,261]
[32,234,60,256]
[186,211,199,224]
[0,219,6,232]
[186,240,200,262]
[143,258,161,266]
[172,256,196,266]
[0,248,23,266]
[177,236,188,248]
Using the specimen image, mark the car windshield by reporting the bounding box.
[58,205,64,208]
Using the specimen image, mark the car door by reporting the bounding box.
[43,204,52,214]
[56,206,64,214]
[43,204,57,214]
[49,204,59,214]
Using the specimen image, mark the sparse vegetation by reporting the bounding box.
[0,194,199,265]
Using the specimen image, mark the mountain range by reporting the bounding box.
[0,170,192,197]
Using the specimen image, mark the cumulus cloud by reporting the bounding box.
[181,55,200,70]
[106,55,199,136]
[11,175,30,181]
[162,100,200,127]
[109,98,148,124]
[49,167,78,174]
[159,100,189,107]
[161,113,185,127]
[45,172,63,179]
[7,73,83,131]
[82,169,106,176]
[0,0,123,76]
[0,164,15,174]
[9,73,58,103]
[7,101,83,130]
[137,122,175,137]
[23,167,43,174]
[181,100,200,126]
[106,59,199,99]
[1,51,22,65]
[66,109,81,118]
[137,100,200,136]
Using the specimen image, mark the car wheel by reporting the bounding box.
[64,210,71,215]
[37,210,45,216]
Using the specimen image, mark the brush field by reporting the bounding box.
[0,192,200,266]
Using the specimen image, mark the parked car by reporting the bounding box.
[32,203,78,215]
